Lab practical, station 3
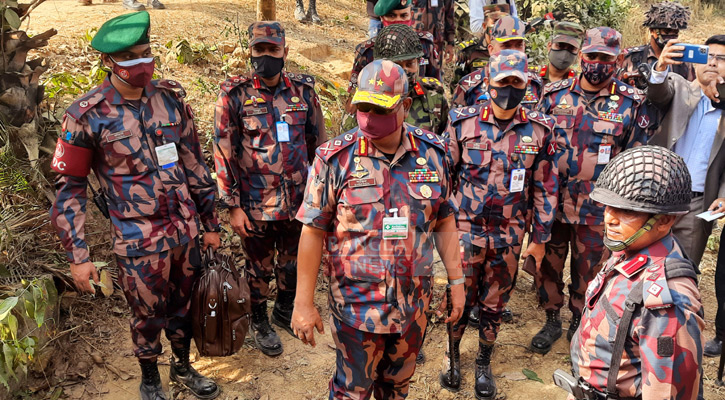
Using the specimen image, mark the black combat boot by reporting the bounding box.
[252,302,283,357]
[169,346,220,399]
[439,338,461,392]
[530,309,562,354]
[416,348,426,364]
[705,329,725,357]
[468,305,480,328]
[271,290,295,336]
[474,343,496,400]
[306,0,321,24]
[567,312,581,342]
[139,359,168,400]
[122,0,145,10]
[501,307,513,323]
[147,0,164,8]
[294,0,308,21]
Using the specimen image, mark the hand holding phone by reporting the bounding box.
[673,43,709,64]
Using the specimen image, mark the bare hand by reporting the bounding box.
[444,44,455,63]
[202,232,221,251]
[291,302,325,347]
[708,197,725,215]
[71,261,100,294]
[655,41,685,71]
[446,283,465,324]
[522,242,547,273]
[229,207,253,238]
[704,75,724,103]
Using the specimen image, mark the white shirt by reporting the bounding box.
[469,0,518,33]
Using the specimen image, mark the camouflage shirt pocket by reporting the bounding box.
[100,130,149,176]
[338,185,385,233]
[242,115,270,132]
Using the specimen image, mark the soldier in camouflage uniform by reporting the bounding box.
[410,0,455,71]
[291,60,465,400]
[213,22,326,358]
[441,50,559,400]
[348,0,441,97]
[452,4,510,92]
[452,16,544,109]
[49,11,220,400]
[532,27,650,356]
[528,21,584,86]
[342,24,449,137]
[619,1,695,90]
[561,146,704,400]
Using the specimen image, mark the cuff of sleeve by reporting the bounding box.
[649,64,669,84]
[203,217,222,232]
[531,229,551,244]
[296,205,333,231]
[68,249,90,265]
[437,199,458,221]
[219,194,240,209]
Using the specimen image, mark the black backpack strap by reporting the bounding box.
[606,280,645,399]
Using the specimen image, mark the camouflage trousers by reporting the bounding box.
[535,221,609,314]
[241,219,301,305]
[329,313,427,400]
[453,240,521,343]
[116,237,201,360]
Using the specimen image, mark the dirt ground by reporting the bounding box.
[17,0,725,399]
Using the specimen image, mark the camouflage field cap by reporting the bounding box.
[581,27,622,56]
[552,21,585,49]
[248,21,285,47]
[91,11,150,54]
[374,0,411,17]
[352,60,408,109]
[492,16,526,43]
[488,49,528,83]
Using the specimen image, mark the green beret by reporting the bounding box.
[91,11,151,54]
[374,0,411,18]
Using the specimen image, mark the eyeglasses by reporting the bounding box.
[708,53,725,63]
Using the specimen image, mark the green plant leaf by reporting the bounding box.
[4,8,20,30]
[6,314,17,340]
[0,297,18,321]
[32,285,46,327]
[522,368,544,383]
[3,343,16,380]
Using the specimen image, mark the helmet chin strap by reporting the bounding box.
[603,214,662,252]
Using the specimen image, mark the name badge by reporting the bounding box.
[276,121,290,142]
[552,107,574,116]
[383,217,408,240]
[106,130,132,143]
[510,168,525,193]
[598,144,611,164]
[155,142,179,169]
[431,0,438,6]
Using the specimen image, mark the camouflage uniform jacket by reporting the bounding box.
[411,0,455,46]
[529,64,576,86]
[537,77,649,226]
[451,67,543,108]
[348,33,441,94]
[452,38,490,91]
[296,124,457,334]
[619,44,696,86]
[570,234,704,400]
[446,102,558,248]
[342,78,449,136]
[214,72,326,221]
[50,78,219,264]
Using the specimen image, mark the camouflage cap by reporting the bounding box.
[352,60,408,109]
[483,4,511,20]
[91,11,150,54]
[374,0,411,17]
[488,49,528,83]
[492,16,526,43]
[581,27,622,56]
[552,21,585,49]
[248,21,285,47]
[374,24,424,62]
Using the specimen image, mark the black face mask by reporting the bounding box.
[251,55,285,79]
[654,34,678,50]
[489,84,527,110]
[549,49,578,71]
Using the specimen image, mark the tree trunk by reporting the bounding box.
[257,0,276,21]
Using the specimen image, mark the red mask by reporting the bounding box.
[382,19,413,27]
[357,108,403,140]
[111,57,155,88]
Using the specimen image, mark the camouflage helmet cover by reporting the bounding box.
[643,1,691,30]
[374,24,424,62]
[590,145,692,215]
